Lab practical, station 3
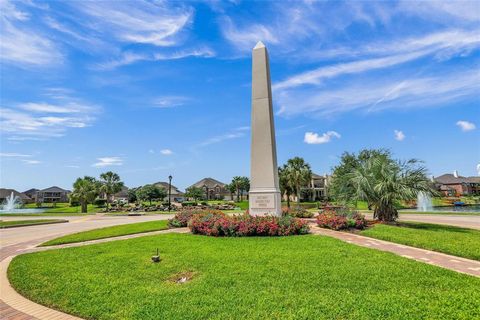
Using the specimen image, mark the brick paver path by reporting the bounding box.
[310,225,480,277]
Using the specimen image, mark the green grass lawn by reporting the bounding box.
[361,222,480,260]
[41,220,169,246]
[0,219,67,228]
[24,203,102,213]
[10,233,479,320]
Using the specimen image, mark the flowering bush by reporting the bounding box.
[168,209,223,228]
[189,213,310,237]
[316,207,367,230]
[282,206,314,218]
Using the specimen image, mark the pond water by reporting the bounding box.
[408,205,480,213]
[0,208,46,214]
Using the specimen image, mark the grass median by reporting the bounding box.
[0,219,67,228]
[41,220,169,246]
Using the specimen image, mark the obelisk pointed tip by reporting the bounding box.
[253,41,266,50]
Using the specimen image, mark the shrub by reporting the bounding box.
[168,209,222,228]
[181,201,197,207]
[93,198,107,207]
[282,206,315,218]
[189,213,310,237]
[317,207,367,230]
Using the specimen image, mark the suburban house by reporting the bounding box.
[110,186,129,203]
[23,188,39,202]
[433,171,480,196]
[153,182,185,202]
[36,186,70,203]
[285,173,331,202]
[188,178,229,200]
[0,188,31,204]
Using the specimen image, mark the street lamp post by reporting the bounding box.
[168,175,172,212]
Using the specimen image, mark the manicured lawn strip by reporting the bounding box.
[10,234,480,320]
[361,221,480,260]
[24,203,102,213]
[0,212,93,217]
[0,219,67,228]
[41,220,169,246]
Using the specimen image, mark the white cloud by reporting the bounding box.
[220,17,279,52]
[0,152,31,157]
[456,120,476,132]
[394,130,406,141]
[198,126,248,147]
[276,69,480,117]
[304,131,341,144]
[152,96,189,109]
[22,159,41,165]
[72,1,193,47]
[96,47,215,70]
[65,165,80,168]
[1,92,99,140]
[148,149,155,154]
[160,149,173,155]
[92,157,123,168]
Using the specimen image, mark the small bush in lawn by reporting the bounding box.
[282,206,314,218]
[189,213,310,237]
[168,209,222,228]
[317,207,367,230]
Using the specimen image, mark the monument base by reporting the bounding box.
[248,189,282,216]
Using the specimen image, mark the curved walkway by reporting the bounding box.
[310,225,480,277]
[1,216,479,319]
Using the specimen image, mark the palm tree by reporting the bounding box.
[71,176,99,213]
[348,155,434,221]
[99,171,124,210]
[285,157,312,204]
[231,176,243,202]
[225,183,236,202]
[279,165,294,208]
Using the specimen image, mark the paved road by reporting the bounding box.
[362,213,480,230]
[0,214,174,247]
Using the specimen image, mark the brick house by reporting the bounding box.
[433,171,480,196]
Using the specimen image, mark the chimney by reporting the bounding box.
[453,170,459,178]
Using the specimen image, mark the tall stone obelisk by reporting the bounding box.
[249,41,282,216]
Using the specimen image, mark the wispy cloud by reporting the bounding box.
[198,126,249,147]
[456,120,476,132]
[22,159,41,165]
[160,149,173,155]
[394,130,406,141]
[1,91,100,140]
[152,96,190,109]
[220,17,279,52]
[0,152,31,158]
[304,131,341,144]
[277,69,480,117]
[92,157,123,168]
[0,0,62,67]
[95,47,215,70]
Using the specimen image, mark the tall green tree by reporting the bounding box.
[185,186,204,202]
[284,157,312,204]
[239,177,250,201]
[136,184,166,205]
[225,183,236,202]
[231,176,243,202]
[99,171,124,209]
[70,176,99,213]
[279,165,294,208]
[329,149,391,207]
[340,151,434,221]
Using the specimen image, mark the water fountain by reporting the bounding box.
[0,191,44,214]
[1,192,22,211]
[417,192,432,212]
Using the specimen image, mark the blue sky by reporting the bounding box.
[1,0,479,192]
